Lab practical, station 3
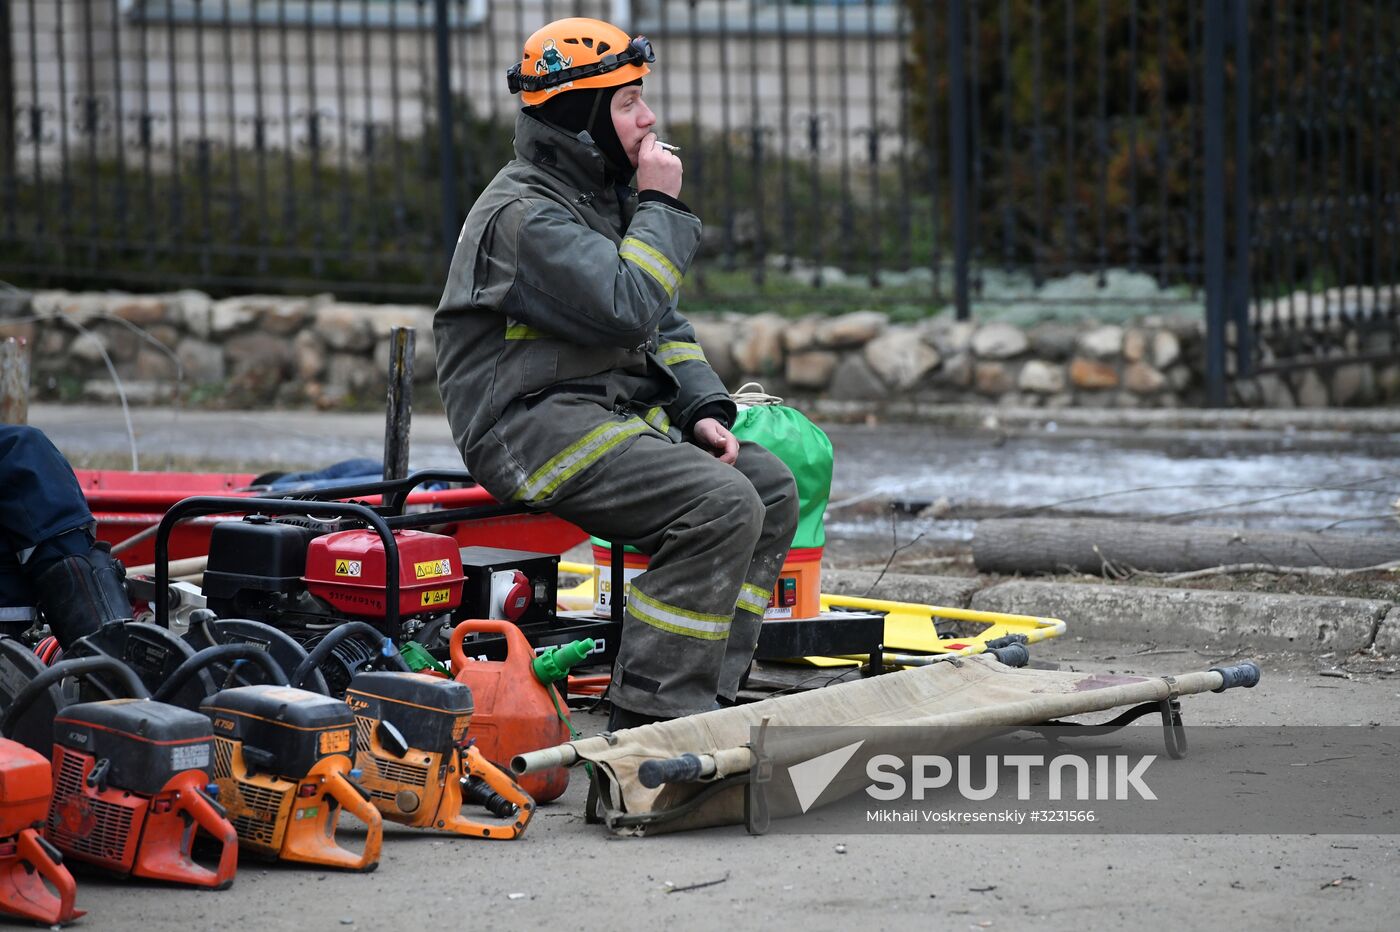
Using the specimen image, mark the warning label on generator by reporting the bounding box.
[334,559,363,578]
[414,559,453,580]
[421,587,452,607]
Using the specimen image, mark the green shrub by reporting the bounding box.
[903,0,1397,289]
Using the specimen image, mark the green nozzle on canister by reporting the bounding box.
[400,640,449,676]
[532,639,596,685]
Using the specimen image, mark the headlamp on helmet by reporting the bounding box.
[508,19,654,105]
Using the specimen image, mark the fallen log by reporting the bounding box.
[972,517,1400,576]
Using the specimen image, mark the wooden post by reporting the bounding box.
[1,336,29,425]
[382,326,415,481]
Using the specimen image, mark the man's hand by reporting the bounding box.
[636,133,683,200]
[692,417,738,465]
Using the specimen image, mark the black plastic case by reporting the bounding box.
[345,671,473,752]
[201,684,355,778]
[54,699,216,795]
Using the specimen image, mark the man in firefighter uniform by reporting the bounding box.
[434,18,798,729]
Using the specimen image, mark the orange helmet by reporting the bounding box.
[507,18,654,107]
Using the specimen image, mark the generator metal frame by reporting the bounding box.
[153,474,891,679]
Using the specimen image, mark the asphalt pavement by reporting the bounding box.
[58,642,1397,932]
[20,403,1400,930]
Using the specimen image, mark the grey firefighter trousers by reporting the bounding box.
[546,432,799,718]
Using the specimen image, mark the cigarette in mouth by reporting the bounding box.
[656,141,680,152]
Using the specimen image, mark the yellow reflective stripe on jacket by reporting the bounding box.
[620,236,681,297]
[514,418,648,502]
[629,586,731,641]
[505,319,546,340]
[735,582,771,617]
[657,341,707,366]
[642,406,671,435]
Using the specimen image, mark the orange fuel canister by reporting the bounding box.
[448,620,571,803]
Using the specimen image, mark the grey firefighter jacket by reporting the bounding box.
[434,111,734,507]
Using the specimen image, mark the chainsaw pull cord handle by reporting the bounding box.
[152,643,290,703]
[15,828,81,922]
[289,621,410,691]
[0,655,150,738]
[447,618,535,675]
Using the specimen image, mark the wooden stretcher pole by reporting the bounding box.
[383,326,415,481]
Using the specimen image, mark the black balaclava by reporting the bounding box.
[527,80,640,182]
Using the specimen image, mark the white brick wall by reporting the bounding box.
[8,0,910,172]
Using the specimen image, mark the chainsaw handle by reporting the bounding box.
[0,655,149,738]
[153,643,289,703]
[323,769,383,870]
[16,827,80,921]
[448,619,535,673]
[461,744,535,839]
[290,622,410,691]
[177,780,239,886]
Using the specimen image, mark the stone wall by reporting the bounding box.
[13,291,436,409]
[5,290,1397,410]
[701,312,1205,409]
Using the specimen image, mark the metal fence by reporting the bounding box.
[1242,1,1400,386]
[1,1,1397,404]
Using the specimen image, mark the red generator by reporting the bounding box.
[0,736,81,925]
[47,699,238,888]
[303,529,466,619]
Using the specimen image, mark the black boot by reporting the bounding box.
[33,542,132,648]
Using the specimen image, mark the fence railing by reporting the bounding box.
[2,1,1397,404]
[1242,0,1400,383]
